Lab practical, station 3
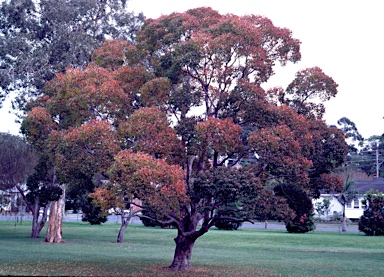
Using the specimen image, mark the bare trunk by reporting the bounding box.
[264,220,268,229]
[341,205,347,232]
[169,234,196,271]
[44,185,65,243]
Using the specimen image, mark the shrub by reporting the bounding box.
[358,191,384,236]
[286,214,315,233]
[274,184,315,233]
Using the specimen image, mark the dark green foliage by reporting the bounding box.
[192,167,261,217]
[81,201,108,225]
[214,205,242,230]
[140,209,173,228]
[192,167,261,232]
[359,191,384,236]
[285,214,316,233]
[67,178,108,225]
[274,184,315,233]
[26,156,61,206]
[253,190,295,224]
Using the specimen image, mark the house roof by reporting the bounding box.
[354,177,384,194]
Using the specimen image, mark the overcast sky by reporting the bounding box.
[1,0,383,139]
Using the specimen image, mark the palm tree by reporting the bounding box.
[336,174,358,232]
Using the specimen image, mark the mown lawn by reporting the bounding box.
[0,220,383,276]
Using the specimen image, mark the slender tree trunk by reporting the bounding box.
[44,184,65,243]
[342,205,347,232]
[117,212,134,243]
[15,185,49,238]
[264,220,268,229]
[31,203,50,238]
[169,234,196,271]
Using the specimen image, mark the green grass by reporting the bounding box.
[1,221,384,276]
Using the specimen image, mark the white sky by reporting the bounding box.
[1,0,383,139]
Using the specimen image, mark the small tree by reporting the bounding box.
[336,174,358,232]
[358,190,384,236]
[0,132,37,191]
[314,197,332,220]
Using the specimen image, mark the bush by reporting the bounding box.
[286,214,315,233]
[214,219,242,230]
[358,191,384,236]
[274,184,315,233]
[81,201,107,225]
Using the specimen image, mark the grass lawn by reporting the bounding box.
[1,220,383,276]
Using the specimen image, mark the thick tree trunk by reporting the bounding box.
[44,185,65,243]
[169,234,196,271]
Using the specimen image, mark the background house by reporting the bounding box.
[313,177,384,221]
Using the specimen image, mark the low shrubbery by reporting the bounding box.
[359,191,384,236]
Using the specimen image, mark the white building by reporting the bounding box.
[313,177,384,221]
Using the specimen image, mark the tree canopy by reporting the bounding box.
[20,7,348,271]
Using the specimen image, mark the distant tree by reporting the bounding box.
[314,197,332,220]
[335,174,358,232]
[0,132,37,191]
[359,190,384,236]
[0,132,58,238]
[0,0,143,111]
[337,117,364,153]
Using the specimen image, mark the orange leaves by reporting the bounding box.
[119,107,185,164]
[108,150,188,216]
[45,63,134,127]
[21,107,57,151]
[92,39,133,70]
[285,67,339,119]
[58,120,120,179]
[248,125,313,185]
[89,188,120,216]
[196,117,243,156]
[137,7,301,117]
[139,77,171,107]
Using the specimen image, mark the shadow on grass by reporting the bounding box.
[0,261,277,277]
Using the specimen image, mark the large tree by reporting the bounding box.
[21,7,348,271]
[0,0,143,111]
